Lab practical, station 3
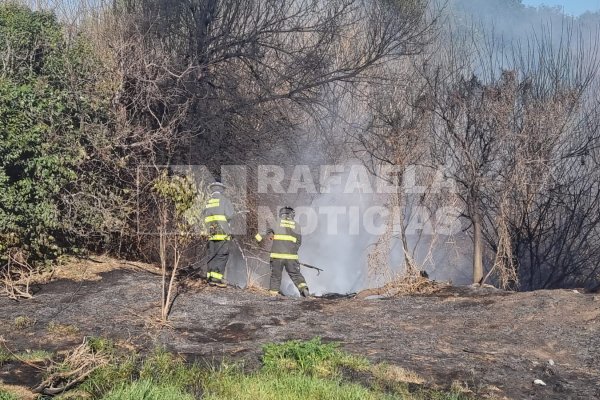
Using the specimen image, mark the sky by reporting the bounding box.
[522,0,600,15]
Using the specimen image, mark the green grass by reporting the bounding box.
[101,380,195,400]
[0,349,10,365]
[47,322,80,336]
[261,337,371,377]
[0,348,52,364]
[203,369,394,400]
[15,349,53,362]
[0,390,18,400]
[87,336,116,354]
[61,338,474,400]
[80,348,205,399]
[13,316,34,329]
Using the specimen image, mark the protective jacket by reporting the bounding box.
[255,217,301,259]
[202,192,234,241]
[256,217,308,295]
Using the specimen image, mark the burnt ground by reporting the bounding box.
[1,259,599,400]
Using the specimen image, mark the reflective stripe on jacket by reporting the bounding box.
[202,193,234,239]
[257,218,301,259]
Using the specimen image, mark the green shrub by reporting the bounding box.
[0,4,110,262]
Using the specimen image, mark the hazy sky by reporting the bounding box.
[522,0,600,15]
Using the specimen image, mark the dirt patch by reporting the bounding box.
[0,361,43,387]
[28,256,158,286]
[1,260,600,399]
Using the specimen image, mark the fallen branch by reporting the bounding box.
[32,338,109,396]
[1,249,34,300]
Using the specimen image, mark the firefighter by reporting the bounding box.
[255,206,310,297]
[202,181,234,287]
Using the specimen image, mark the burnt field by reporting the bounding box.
[1,259,599,400]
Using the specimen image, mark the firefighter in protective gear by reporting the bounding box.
[202,181,234,287]
[255,207,310,297]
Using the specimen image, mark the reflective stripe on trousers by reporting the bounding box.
[207,271,224,280]
[209,234,230,241]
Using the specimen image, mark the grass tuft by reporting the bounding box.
[15,349,53,362]
[87,337,116,354]
[47,322,80,336]
[0,349,11,365]
[262,337,362,377]
[203,369,392,400]
[13,316,34,329]
[101,380,195,400]
[0,390,18,400]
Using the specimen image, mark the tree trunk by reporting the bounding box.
[472,210,484,284]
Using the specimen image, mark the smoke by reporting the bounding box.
[443,0,600,67]
[290,162,471,296]
[236,0,600,295]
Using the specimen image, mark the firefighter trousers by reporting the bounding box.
[207,240,230,282]
[269,259,307,293]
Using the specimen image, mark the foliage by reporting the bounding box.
[152,172,201,229]
[0,4,108,262]
[81,347,205,399]
[151,171,203,320]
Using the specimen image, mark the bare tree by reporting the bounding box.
[151,171,202,321]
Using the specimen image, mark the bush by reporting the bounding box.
[0,4,110,262]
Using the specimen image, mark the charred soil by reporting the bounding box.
[1,258,599,399]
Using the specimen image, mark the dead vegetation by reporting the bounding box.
[0,266,599,399]
[13,316,34,330]
[32,338,110,396]
[357,272,448,299]
[1,249,34,300]
[382,273,447,296]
